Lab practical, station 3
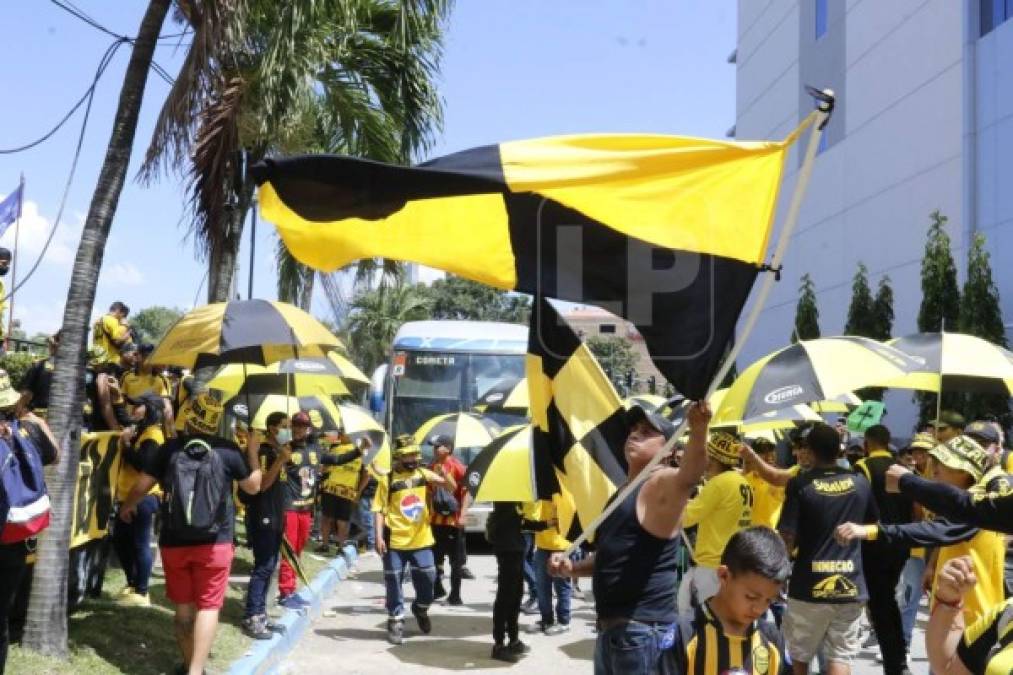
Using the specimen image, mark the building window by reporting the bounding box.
[817,131,829,154]
[599,324,616,334]
[981,0,1013,36]
[815,0,828,39]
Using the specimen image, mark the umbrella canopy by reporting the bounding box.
[150,299,342,369]
[622,394,668,412]
[414,412,501,450]
[878,332,1013,395]
[716,337,920,422]
[465,425,538,502]
[225,394,342,431]
[710,387,821,431]
[331,401,389,468]
[327,352,370,385]
[208,359,352,399]
[474,377,529,414]
[810,393,862,414]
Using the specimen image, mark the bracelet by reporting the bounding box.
[933,594,963,610]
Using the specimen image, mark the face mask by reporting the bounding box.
[0,266,9,277]
[275,428,292,445]
[401,460,419,471]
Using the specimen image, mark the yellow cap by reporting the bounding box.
[907,432,936,451]
[185,392,224,435]
[707,431,740,466]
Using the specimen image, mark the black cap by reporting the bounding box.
[626,404,677,441]
[430,434,454,450]
[932,410,967,429]
[965,421,1000,445]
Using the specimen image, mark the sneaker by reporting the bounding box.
[491,644,520,663]
[507,639,531,655]
[278,594,310,610]
[117,586,135,598]
[461,566,476,580]
[446,594,463,606]
[521,598,539,615]
[545,623,570,636]
[118,592,151,607]
[525,621,550,634]
[315,542,332,555]
[412,604,432,634]
[387,619,405,645]
[242,615,272,640]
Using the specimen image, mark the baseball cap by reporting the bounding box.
[707,431,741,466]
[394,433,414,449]
[964,421,1000,445]
[931,410,966,429]
[929,435,988,482]
[393,444,422,459]
[625,404,677,441]
[430,434,454,450]
[906,432,936,451]
[185,392,224,435]
[291,411,312,427]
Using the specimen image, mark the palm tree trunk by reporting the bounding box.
[22,0,170,657]
[207,172,255,303]
[298,270,315,311]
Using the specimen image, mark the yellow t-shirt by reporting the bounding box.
[115,425,164,501]
[526,496,572,552]
[122,371,170,401]
[745,470,787,530]
[94,314,131,364]
[372,468,438,550]
[321,443,363,500]
[959,598,1013,675]
[934,527,1006,626]
[683,469,753,569]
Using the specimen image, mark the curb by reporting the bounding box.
[227,544,359,675]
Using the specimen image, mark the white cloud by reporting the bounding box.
[0,199,83,268]
[101,262,144,286]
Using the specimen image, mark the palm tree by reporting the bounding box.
[23,0,172,657]
[346,281,432,372]
[141,0,451,303]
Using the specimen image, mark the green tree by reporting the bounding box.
[345,282,432,372]
[131,306,184,345]
[423,276,531,324]
[871,275,895,341]
[844,262,876,337]
[960,232,1008,422]
[28,0,172,657]
[791,273,820,343]
[586,335,638,392]
[917,210,963,422]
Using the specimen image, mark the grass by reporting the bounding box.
[7,529,339,675]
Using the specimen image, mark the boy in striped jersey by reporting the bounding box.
[673,526,790,675]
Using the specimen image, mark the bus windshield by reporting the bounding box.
[390,350,526,439]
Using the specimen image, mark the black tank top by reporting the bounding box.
[592,482,680,623]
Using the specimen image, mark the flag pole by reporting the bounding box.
[565,91,835,554]
[5,175,24,352]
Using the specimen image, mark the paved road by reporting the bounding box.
[280,551,929,674]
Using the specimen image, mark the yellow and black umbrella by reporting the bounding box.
[150,299,341,369]
[414,412,501,450]
[879,332,1013,395]
[225,394,343,431]
[208,358,353,399]
[716,337,919,423]
[332,401,389,469]
[474,378,529,414]
[465,425,538,502]
[327,352,370,385]
[810,393,862,414]
[710,387,821,432]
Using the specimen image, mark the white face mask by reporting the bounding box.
[275,428,292,445]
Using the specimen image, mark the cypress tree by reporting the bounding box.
[959,232,1008,423]
[844,262,876,337]
[792,273,820,343]
[870,275,895,341]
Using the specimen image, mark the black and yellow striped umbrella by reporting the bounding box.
[474,378,529,414]
[208,358,353,398]
[150,299,342,369]
[253,117,814,398]
[414,412,502,450]
[225,394,342,431]
[878,332,1013,395]
[465,425,538,503]
[716,337,920,423]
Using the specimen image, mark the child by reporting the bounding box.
[673,526,790,675]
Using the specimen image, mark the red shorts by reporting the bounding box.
[160,543,234,610]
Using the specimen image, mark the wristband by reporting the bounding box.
[933,593,963,610]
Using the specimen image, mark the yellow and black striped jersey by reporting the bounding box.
[675,601,786,675]
[958,598,1013,675]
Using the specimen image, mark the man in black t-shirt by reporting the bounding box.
[16,331,59,417]
[778,423,878,675]
[120,393,262,675]
[277,412,320,604]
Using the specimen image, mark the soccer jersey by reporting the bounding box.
[934,518,1006,625]
[745,471,786,530]
[122,371,171,401]
[683,469,753,569]
[320,442,363,500]
[959,598,1013,675]
[779,466,878,604]
[282,441,320,511]
[115,425,165,501]
[675,601,786,675]
[372,467,439,550]
[93,313,131,364]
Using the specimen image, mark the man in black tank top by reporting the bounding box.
[549,401,712,675]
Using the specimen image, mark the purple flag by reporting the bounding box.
[0,185,22,237]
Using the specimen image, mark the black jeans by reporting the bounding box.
[864,550,908,675]
[493,551,524,645]
[433,525,464,598]
[0,542,29,674]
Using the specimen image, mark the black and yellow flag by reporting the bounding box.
[528,296,629,540]
[253,120,812,397]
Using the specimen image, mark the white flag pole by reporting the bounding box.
[565,90,835,555]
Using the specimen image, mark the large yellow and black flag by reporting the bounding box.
[254,121,811,397]
[528,296,628,540]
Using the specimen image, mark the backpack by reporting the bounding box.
[162,438,227,542]
[0,421,51,543]
[432,485,460,517]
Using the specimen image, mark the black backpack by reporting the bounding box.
[163,438,227,542]
[432,485,460,517]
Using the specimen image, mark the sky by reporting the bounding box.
[0,0,736,336]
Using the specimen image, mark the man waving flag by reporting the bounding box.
[253,116,814,398]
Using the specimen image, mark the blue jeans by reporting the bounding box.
[358,495,376,551]
[899,555,926,647]
[534,548,571,625]
[113,494,157,594]
[594,621,675,675]
[245,523,282,618]
[522,533,537,601]
[383,548,435,618]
